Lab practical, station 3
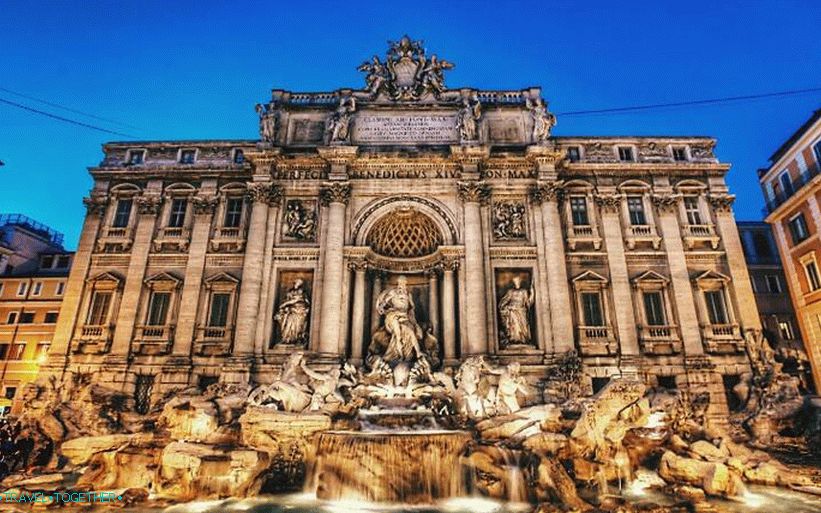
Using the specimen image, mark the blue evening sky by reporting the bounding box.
[1,0,819,249]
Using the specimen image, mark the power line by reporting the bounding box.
[0,97,138,139]
[555,87,821,116]
[0,86,142,130]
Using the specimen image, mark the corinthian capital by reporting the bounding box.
[529,180,564,204]
[456,180,490,204]
[83,195,109,216]
[192,195,219,215]
[246,182,283,206]
[707,193,735,213]
[594,193,623,213]
[136,195,162,215]
[651,194,680,213]
[320,181,351,205]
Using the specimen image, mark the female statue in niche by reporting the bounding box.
[376,275,424,364]
[274,279,310,345]
[498,276,534,346]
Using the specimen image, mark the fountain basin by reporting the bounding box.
[311,429,472,504]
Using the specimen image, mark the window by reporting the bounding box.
[814,140,821,166]
[44,312,58,324]
[32,282,42,296]
[4,387,16,400]
[40,255,54,269]
[0,283,3,296]
[86,291,113,325]
[112,199,133,228]
[788,214,809,244]
[9,343,25,360]
[35,343,50,361]
[168,198,188,228]
[198,375,219,391]
[643,291,666,326]
[233,149,245,164]
[56,255,70,268]
[592,377,610,394]
[778,320,795,340]
[19,312,34,324]
[618,146,635,162]
[805,261,821,291]
[55,282,65,296]
[127,150,145,165]
[765,275,782,293]
[752,232,772,258]
[208,293,230,327]
[134,374,154,415]
[570,197,589,226]
[17,282,28,296]
[627,196,647,225]
[723,375,743,412]
[657,376,677,390]
[224,198,243,228]
[567,146,581,162]
[146,291,171,326]
[704,290,729,324]
[179,149,196,164]
[672,147,688,161]
[581,292,604,326]
[779,172,794,196]
[683,197,703,225]
[6,312,17,324]
[0,345,7,359]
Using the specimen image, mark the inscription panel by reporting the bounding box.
[352,114,458,144]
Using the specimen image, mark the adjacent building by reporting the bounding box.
[0,214,73,415]
[40,38,762,418]
[760,109,821,390]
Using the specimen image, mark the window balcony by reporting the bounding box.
[701,323,744,354]
[566,225,602,250]
[153,227,191,253]
[134,324,175,355]
[577,325,617,356]
[681,224,720,250]
[71,324,113,354]
[95,226,134,253]
[195,324,233,356]
[638,325,682,355]
[624,225,661,250]
[765,164,820,213]
[210,227,246,253]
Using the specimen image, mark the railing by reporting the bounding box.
[136,325,174,340]
[73,324,113,354]
[579,326,611,339]
[572,225,595,236]
[765,164,820,213]
[198,326,229,340]
[195,325,233,356]
[683,224,715,237]
[102,226,131,239]
[643,325,674,338]
[705,324,738,338]
[158,227,189,239]
[0,214,64,246]
[80,325,110,338]
[214,227,242,238]
[628,225,654,236]
[577,325,616,356]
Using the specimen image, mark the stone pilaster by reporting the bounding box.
[457,180,490,355]
[595,192,641,364]
[531,181,574,353]
[652,194,704,355]
[172,188,218,358]
[441,257,459,363]
[108,189,162,362]
[317,181,351,355]
[370,270,384,336]
[427,267,440,337]
[233,181,282,358]
[43,193,108,376]
[709,193,761,331]
[348,260,368,364]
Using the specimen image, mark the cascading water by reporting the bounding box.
[308,429,472,504]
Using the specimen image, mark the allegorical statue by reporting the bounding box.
[526,97,556,144]
[456,94,481,142]
[274,279,310,345]
[283,200,316,241]
[376,275,424,364]
[255,102,279,143]
[357,55,389,97]
[327,95,356,143]
[493,202,527,240]
[247,352,312,411]
[498,276,534,346]
[418,54,454,97]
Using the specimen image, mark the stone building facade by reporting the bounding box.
[759,108,821,390]
[0,214,73,415]
[41,38,761,416]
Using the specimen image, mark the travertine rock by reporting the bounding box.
[60,434,134,466]
[658,451,743,497]
[475,404,561,441]
[688,440,728,462]
[523,432,569,456]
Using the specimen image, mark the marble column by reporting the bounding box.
[595,193,641,360]
[370,271,383,336]
[172,189,218,357]
[427,268,440,337]
[44,192,108,375]
[653,194,704,355]
[233,182,281,357]
[349,260,368,363]
[457,180,490,355]
[109,189,162,358]
[441,258,458,362]
[532,181,574,352]
[318,182,351,355]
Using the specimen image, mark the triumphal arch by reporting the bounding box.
[42,36,761,415]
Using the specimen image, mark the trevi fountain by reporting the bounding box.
[1,36,819,512]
